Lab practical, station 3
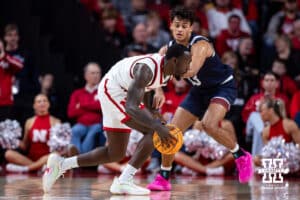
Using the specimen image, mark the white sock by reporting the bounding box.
[206,166,225,176]
[61,156,79,171]
[6,164,29,172]
[161,165,172,171]
[118,164,137,183]
[230,144,239,153]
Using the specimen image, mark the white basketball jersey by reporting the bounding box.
[104,53,171,91]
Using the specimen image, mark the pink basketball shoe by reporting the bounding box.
[235,150,254,183]
[147,174,171,191]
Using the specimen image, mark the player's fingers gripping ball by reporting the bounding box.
[153,124,183,155]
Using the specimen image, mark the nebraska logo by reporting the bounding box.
[258,158,289,183]
[32,129,48,142]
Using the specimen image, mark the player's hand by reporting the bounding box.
[156,125,177,149]
[158,45,167,56]
[153,88,165,109]
[153,111,167,125]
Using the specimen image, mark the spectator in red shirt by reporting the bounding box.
[215,14,250,56]
[161,79,190,123]
[232,0,258,36]
[290,90,300,120]
[68,62,104,154]
[291,19,300,50]
[101,8,127,49]
[0,38,23,121]
[146,0,171,30]
[206,0,251,38]
[183,0,209,35]
[80,0,126,36]
[242,72,289,155]
[272,58,298,99]
[264,0,300,45]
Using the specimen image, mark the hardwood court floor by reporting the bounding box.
[0,173,299,200]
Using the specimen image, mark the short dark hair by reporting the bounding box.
[228,14,241,22]
[264,71,280,80]
[170,6,195,24]
[165,43,188,60]
[4,24,19,35]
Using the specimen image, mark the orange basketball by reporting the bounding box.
[153,124,183,155]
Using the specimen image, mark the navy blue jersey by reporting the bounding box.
[168,33,233,89]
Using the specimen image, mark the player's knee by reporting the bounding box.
[202,120,218,135]
[4,150,13,161]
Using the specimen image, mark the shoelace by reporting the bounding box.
[56,160,66,179]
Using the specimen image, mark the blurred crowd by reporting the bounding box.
[0,0,300,176]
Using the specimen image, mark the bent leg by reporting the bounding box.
[5,150,33,166]
[27,155,49,171]
[202,103,236,149]
[174,151,206,174]
[77,131,129,167]
[124,120,155,169]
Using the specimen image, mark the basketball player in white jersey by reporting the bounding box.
[42,44,191,195]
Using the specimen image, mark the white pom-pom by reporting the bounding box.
[184,129,228,160]
[261,136,300,173]
[47,123,72,152]
[0,119,22,149]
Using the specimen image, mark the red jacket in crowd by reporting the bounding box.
[232,0,258,21]
[278,75,298,99]
[215,29,250,56]
[292,36,300,51]
[0,54,23,106]
[241,92,290,123]
[161,91,187,116]
[67,87,102,126]
[290,91,300,119]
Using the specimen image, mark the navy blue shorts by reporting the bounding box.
[180,78,237,118]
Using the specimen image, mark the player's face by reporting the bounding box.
[170,17,193,43]
[174,52,191,77]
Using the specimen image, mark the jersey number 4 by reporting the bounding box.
[188,76,201,86]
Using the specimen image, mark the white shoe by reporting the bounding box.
[110,177,150,195]
[6,163,29,173]
[42,153,66,193]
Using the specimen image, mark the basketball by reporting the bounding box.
[153,124,183,155]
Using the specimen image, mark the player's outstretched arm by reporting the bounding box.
[183,40,211,78]
[126,63,175,145]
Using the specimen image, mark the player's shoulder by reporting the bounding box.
[133,53,161,66]
[283,118,296,128]
[189,33,210,45]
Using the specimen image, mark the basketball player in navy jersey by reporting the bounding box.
[147,7,253,191]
